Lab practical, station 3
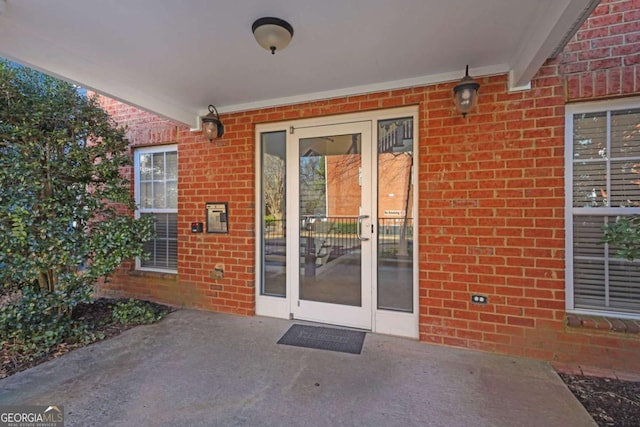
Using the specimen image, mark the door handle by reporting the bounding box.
[357,215,370,241]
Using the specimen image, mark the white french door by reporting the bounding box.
[256,107,419,338]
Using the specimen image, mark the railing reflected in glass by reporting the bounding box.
[262,215,414,309]
[298,216,360,276]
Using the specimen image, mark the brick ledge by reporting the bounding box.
[128,269,178,281]
[566,314,640,334]
[552,362,640,382]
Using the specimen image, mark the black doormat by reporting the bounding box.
[277,324,366,354]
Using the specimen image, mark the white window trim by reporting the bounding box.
[565,97,640,319]
[134,144,178,273]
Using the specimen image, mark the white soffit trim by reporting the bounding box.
[190,64,506,130]
[509,0,599,89]
[213,64,508,116]
[190,64,507,130]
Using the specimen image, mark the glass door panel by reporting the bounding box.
[299,133,362,306]
[377,117,414,312]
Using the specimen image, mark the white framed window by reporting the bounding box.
[134,145,178,272]
[566,98,640,318]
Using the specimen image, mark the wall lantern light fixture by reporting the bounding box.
[453,65,480,117]
[202,104,224,142]
[252,17,294,55]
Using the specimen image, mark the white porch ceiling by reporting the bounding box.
[0,0,598,128]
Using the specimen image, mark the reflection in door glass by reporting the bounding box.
[261,131,286,297]
[299,134,362,306]
[377,118,414,312]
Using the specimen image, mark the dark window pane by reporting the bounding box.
[573,162,607,208]
[609,160,640,208]
[611,109,640,158]
[573,112,607,161]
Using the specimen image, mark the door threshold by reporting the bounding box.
[288,316,371,333]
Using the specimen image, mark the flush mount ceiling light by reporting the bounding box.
[252,17,294,55]
[453,65,480,118]
[201,104,224,142]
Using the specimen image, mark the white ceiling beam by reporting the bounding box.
[508,0,599,90]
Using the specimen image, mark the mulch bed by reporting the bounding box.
[559,373,640,427]
[1,298,172,379]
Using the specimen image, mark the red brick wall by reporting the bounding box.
[419,71,638,372]
[563,0,640,100]
[98,0,640,372]
[93,97,186,306]
[418,71,568,358]
[325,154,414,218]
[326,156,360,217]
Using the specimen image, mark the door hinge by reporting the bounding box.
[371,224,374,233]
[297,300,300,307]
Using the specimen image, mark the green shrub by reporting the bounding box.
[602,215,640,261]
[112,299,167,325]
[0,60,155,307]
[0,289,98,358]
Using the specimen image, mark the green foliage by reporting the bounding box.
[602,215,640,261]
[0,61,155,358]
[331,221,357,234]
[265,214,276,227]
[0,60,155,300]
[112,299,167,325]
[0,289,100,358]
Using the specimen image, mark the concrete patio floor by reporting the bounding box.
[0,310,596,426]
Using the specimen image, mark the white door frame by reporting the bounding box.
[255,106,419,338]
[290,121,373,329]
